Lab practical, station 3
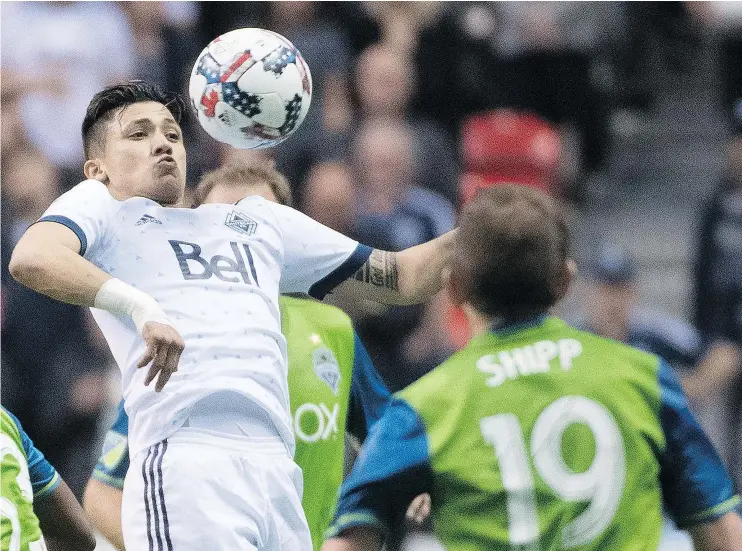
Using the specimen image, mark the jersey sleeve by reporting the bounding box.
[37,179,118,260]
[657,359,742,528]
[267,203,372,299]
[326,398,433,539]
[347,332,392,442]
[7,411,60,498]
[92,401,130,489]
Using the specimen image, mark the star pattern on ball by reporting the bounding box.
[261,46,296,75]
[279,95,302,135]
[221,82,262,117]
[196,53,221,84]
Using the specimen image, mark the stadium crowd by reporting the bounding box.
[1,2,741,549]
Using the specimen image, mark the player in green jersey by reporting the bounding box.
[82,162,391,551]
[1,407,96,551]
[323,184,742,551]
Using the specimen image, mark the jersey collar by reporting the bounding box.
[489,314,549,337]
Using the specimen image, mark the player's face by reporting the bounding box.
[98,101,186,206]
[203,182,278,205]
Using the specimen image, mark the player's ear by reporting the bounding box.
[83,159,107,183]
[555,259,577,302]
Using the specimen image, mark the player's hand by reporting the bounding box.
[137,322,185,392]
[406,493,431,525]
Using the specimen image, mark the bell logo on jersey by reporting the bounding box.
[225,210,257,236]
[169,240,260,285]
[293,402,339,443]
[312,347,341,395]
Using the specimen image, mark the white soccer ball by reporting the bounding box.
[188,28,312,149]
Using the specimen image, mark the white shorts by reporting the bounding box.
[122,427,312,551]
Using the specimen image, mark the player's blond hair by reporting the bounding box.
[192,161,293,208]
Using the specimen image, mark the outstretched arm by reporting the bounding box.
[35,478,97,551]
[322,527,383,551]
[689,512,742,551]
[335,229,457,305]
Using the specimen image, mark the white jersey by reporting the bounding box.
[40,180,371,456]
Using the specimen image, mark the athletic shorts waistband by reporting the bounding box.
[167,426,289,455]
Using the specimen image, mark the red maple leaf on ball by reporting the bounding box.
[201,89,219,117]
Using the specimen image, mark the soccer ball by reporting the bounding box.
[188,28,312,149]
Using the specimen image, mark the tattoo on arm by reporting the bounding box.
[353,250,399,291]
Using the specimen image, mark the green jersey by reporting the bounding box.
[329,317,741,550]
[93,296,390,551]
[1,407,59,551]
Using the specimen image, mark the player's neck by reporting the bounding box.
[463,304,493,337]
[464,304,548,337]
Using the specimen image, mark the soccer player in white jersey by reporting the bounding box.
[9,81,455,551]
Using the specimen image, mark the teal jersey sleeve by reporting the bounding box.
[6,410,59,497]
[327,398,433,538]
[657,360,741,527]
[347,332,392,442]
[92,401,130,489]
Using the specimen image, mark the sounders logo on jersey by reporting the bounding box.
[225,210,257,236]
[294,402,339,443]
[312,347,341,395]
[169,240,260,285]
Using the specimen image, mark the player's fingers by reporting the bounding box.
[165,335,184,375]
[137,342,157,369]
[155,365,173,393]
[155,344,182,393]
[144,343,168,386]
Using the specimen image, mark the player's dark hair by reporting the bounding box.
[192,161,293,208]
[453,184,571,320]
[82,81,186,159]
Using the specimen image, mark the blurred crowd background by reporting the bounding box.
[2,2,742,549]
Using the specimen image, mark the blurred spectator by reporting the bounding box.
[119,1,202,93]
[695,109,742,486]
[362,2,442,54]
[578,243,740,466]
[348,119,455,391]
[695,122,742,346]
[1,96,30,161]
[354,43,460,203]
[302,161,357,234]
[270,2,354,192]
[0,1,134,180]
[416,2,616,178]
[616,2,704,114]
[1,147,109,498]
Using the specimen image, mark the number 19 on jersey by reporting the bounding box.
[479,396,626,549]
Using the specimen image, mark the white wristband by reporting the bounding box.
[94,278,171,335]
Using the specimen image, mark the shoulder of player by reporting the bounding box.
[568,323,662,368]
[0,407,22,443]
[398,347,474,407]
[49,179,122,217]
[280,295,353,329]
[72,179,119,202]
